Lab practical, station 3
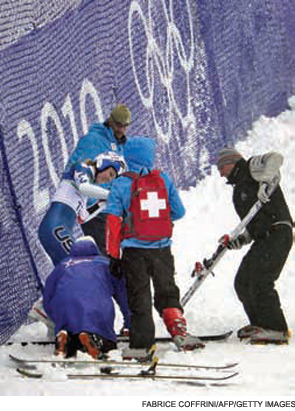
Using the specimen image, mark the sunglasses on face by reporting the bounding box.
[111,115,130,128]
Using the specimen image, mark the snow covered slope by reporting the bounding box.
[1,101,295,399]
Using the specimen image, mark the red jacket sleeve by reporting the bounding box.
[106,214,123,259]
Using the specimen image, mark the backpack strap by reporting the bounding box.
[122,171,140,180]
[123,169,159,179]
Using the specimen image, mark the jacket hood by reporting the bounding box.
[123,136,155,171]
[69,236,102,257]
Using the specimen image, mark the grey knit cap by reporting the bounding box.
[217,147,243,170]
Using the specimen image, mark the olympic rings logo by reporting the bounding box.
[128,0,195,143]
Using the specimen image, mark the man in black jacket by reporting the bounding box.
[217,147,293,344]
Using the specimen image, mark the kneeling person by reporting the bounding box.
[43,236,130,358]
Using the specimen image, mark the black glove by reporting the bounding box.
[109,257,123,279]
[227,234,247,250]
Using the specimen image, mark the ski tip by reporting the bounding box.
[9,354,18,362]
[9,354,38,370]
[16,368,43,379]
[224,371,240,380]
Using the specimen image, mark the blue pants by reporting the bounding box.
[38,202,76,266]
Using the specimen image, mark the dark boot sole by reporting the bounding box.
[181,343,205,351]
[250,339,289,345]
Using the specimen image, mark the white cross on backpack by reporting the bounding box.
[140,191,167,218]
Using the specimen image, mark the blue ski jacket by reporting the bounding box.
[105,136,185,249]
[63,121,126,205]
[64,122,126,174]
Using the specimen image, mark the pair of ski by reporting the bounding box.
[10,354,239,384]
[6,330,233,346]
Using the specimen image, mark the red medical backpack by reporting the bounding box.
[122,170,172,241]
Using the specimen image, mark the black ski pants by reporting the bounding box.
[81,213,107,256]
[234,225,292,331]
[121,246,182,349]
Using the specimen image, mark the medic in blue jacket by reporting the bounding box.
[105,136,205,361]
[106,136,186,250]
[43,236,130,359]
[64,104,131,175]
[63,104,131,254]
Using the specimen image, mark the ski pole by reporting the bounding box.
[180,200,262,307]
[83,202,106,223]
[180,181,278,307]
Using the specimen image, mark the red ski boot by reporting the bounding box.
[162,308,205,351]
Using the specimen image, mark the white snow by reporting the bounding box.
[1,100,295,405]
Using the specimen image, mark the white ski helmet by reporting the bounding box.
[95,151,127,176]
